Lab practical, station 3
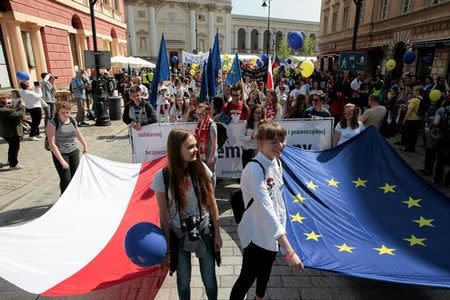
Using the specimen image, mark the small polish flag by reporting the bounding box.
[266,57,273,89]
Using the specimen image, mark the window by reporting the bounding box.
[114,0,120,11]
[332,12,339,33]
[380,0,389,20]
[0,29,12,88]
[323,16,328,35]
[69,33,79,69]
[358,0,365,26]
[402,0,411,13]
[343,7,350,30]
[21,31,36,68]
[216,16,223,23]
[137,11,145,18]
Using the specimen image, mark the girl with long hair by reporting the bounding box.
[263,89,282,120]
[332,103,365,147]
[231,121,303,300]
[151,128,222,300]
[170,95,187,122]
[284,94,306,119]
[240,105,263,168]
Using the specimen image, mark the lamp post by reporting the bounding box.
[195,11,198,53]
[262,0,271,56]
[352,0,363,51]
[89,0,111,126]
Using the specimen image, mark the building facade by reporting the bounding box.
[125,0,319,60]
[318,0,450,80]
[0,0,128,89]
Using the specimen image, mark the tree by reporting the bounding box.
[299,36,316,57]
[276,41,292,60]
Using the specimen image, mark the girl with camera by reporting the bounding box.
[230,121,303,300]
[151,128,222,300]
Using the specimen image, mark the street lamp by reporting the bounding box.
[262,0,271,56]
[352,0,363,51]
[195,11,198,53]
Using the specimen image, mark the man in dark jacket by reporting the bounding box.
[122,85,157,131]
[0,97,26,170]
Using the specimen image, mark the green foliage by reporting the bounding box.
[277,40,292,60]
[299,36,316,57]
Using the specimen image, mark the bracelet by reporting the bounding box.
[285,251,295,261]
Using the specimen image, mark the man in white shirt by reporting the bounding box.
[275,79,290,96]
[351,73,363,91]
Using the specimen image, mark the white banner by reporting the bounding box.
[181,50,210,65]
[131,119,334,178]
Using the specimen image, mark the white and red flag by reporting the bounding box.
[266,56,274,89]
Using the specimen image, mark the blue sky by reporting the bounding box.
[231,0,321,22]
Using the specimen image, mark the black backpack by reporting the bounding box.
[216,123,228,149]
[231,159,269,224]
[45,117,76,151]
[415,96,428,117]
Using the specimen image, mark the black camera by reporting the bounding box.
[181,215,201,241]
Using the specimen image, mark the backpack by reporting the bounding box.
[45,117,76,151]
[216,123,228,149]
[231,159,278,224]
[69,78,74,94]
[414,96,428,117]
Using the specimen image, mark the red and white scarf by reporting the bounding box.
[265,100,276,120]
[195,117,212,160]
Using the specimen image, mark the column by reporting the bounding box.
[149,5,158,57]
[7,21,28,76]
[234,25,238,52]
[225,6,232,53]
[29,26,47,75]
[189,8,196,52]
[208,5,214,48]
[258,28,263,52]
[126,2,136,56]
[77,32,87,68]
[245,27,251,53]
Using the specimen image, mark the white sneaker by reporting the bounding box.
[9,165,23,170]
[29,136,40,141]
[36,134,44,138]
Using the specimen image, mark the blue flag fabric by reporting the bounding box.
[226,53,242,86]
[150,34,170,108]
[281,127,450,288]
[199,62,208,103]
[206,33,221,100]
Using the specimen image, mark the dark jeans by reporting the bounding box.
[433,146,450,185]
[403,120,421,151]
[177,233,217,300]
[230,242,277,299]
[4,136,20,167]
[242,148,256,169]
[26,107,42,137]
[52,149,80,194]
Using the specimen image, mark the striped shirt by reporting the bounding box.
[50,118,78,154]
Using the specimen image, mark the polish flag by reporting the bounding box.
[0,154,169,298]
[266,57,274,90]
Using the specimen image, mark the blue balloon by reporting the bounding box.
[124,222,167,268]
[403,51,416,64]
[256,59,264,68]
[279,64,286,72]
[171,56,179,65]
[287,31,304,50]
[286,58,292,65]
[260,54,269,64]
[423,54,433,65]
[16,70,30,81]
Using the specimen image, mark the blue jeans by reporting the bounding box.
[177,233,217,300]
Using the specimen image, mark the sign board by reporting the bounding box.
[84,51,112,69]
[338,52,367,72]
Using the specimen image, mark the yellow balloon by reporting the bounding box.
[273,68,279,75]
[223,65,229,71]
[387,92,393,101]
[223,54,229,61]
[285,70,291,77]
[198,51,204,56]
[300,60,314,78]
[251,57,257,63]
[429,89,442,102]
[190,69,196,76]
[386,59,396,71]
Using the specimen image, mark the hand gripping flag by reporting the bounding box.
[0,154,169,297]
[226,53,242,86]
[281,127,450,288]
[150,34,171,108]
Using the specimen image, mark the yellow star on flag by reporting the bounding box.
[413,216,434,228]
[402,197,422,208]
[327,178,339,187]
[304,231,321,241]
[374,245,396,255]
[403,235,427,247]
[352,178,367,188]
[379,183,396,193]
[294,194,306,204]
[335,243,355,253]
[306,180,318,191]
[290,213,305,224]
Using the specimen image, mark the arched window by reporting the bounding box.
[238,28,246,51]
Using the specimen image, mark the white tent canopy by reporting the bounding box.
[111,56,155,68]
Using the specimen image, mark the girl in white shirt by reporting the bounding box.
[231,121,303,300]
[240,105,263,168]
[19,81,43,140]
[332,103,365,147]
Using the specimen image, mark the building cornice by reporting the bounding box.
[231,14,319,26]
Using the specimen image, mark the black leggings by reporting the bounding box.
[52,149,80,194]
[230,243,277,299]
[27,108,42,137]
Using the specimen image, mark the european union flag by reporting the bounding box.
[226,53,242,86]
[150,34,170,108]
[199,62,208,103]
[281,127,450,288]
[207,32,221,100]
